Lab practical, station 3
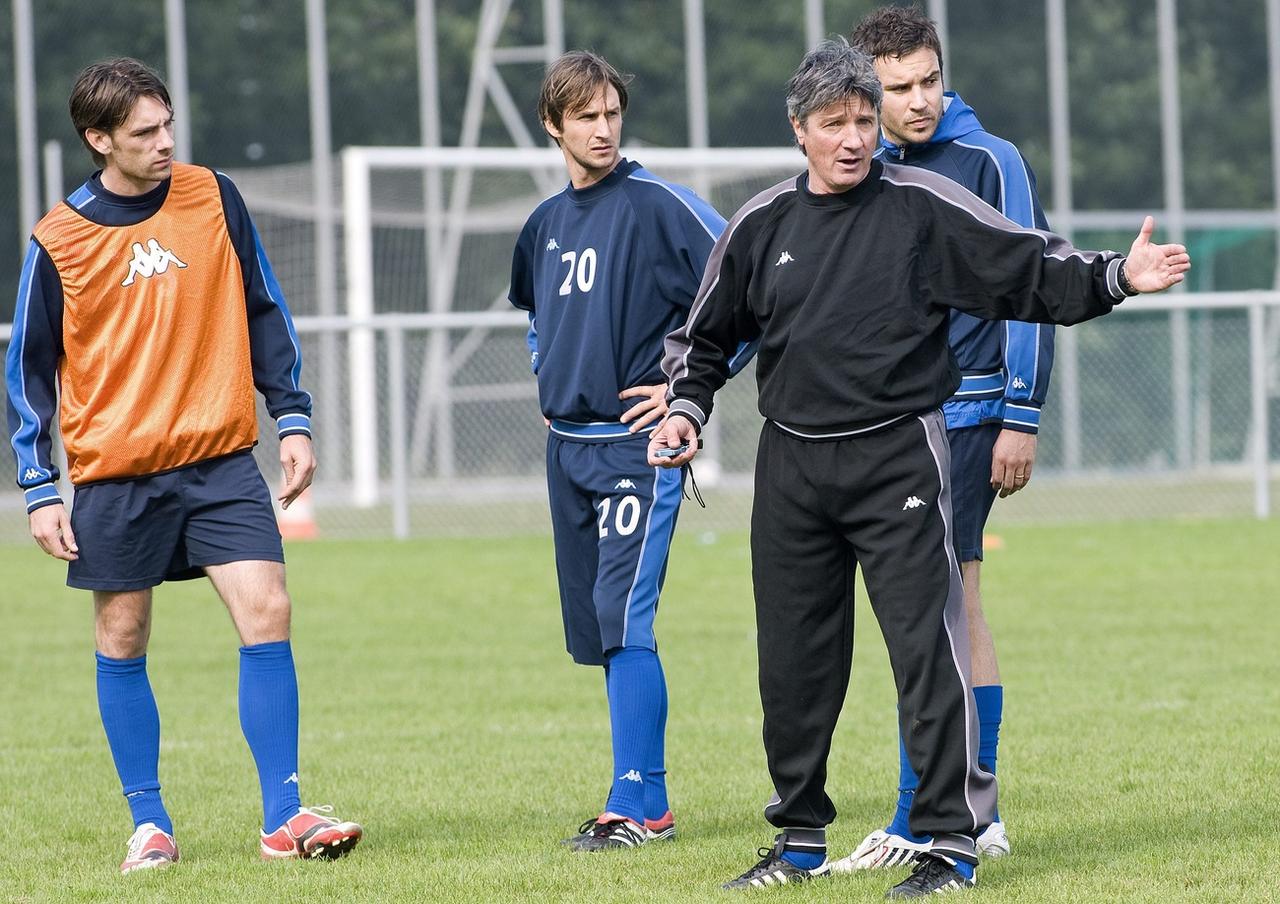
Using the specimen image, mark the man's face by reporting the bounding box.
[790,94,880,194]
[874,47,944,146]
[545,83,622,187]
[87,94,175,193]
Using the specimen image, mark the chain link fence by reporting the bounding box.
[3,153,1276,541]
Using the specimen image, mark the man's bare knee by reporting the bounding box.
[94,590,153,659]
[206,561,292,645]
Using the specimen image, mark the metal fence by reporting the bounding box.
[3,291,1275,542]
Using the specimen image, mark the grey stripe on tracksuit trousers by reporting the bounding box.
[750,409,996,864]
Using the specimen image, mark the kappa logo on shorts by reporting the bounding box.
[775,250,794,266]
[902,496,926,510]
[618,769,643,783]
[121,238,188,287]
[614,478,637,490]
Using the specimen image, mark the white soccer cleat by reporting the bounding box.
[976,821,1010,858]
[829,828,933,872]
[120,822,179,874]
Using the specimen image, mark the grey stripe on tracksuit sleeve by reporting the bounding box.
[879,164,1128,306]
[662,177,796,427]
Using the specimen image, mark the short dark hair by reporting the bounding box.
[849,5,944,75]
[537,51,631,144]
[69,58,172,166]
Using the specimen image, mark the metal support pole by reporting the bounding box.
[305,0,341,480]
[805,0,825,49]
[1046,0,1081,471]
[928,0,950,62]
[41,140,63,211]
[1266,0,1280,395]
[1157,0,1191,469]
[388,325,411,538]
[342,148,379,507]
[683,0,709,149]
[1249,304,1271,518]
[408,0,513,480]
[164,0,193,161]
[13,0,39,242]
[543,0,564,59]
[683,0,721,482]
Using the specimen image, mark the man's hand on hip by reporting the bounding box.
[619,383,669,433]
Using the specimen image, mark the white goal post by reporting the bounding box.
[325,144,1275,529]
[338,145,806,507]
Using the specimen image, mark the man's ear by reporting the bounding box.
[84,127,113,158]
[543,118,563,146]
[789,116,806,155]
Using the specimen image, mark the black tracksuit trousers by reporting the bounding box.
[751,410,996,863]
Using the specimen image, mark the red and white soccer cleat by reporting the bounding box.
[644,810,677,842]
[120,822,179,874]
[260,805,363,860]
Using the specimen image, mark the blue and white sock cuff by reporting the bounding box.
[276,413,312,439]
[24,482,62,512]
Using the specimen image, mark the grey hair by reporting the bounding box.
[785,36,882,125]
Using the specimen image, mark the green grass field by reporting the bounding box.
[2,518,1278,903]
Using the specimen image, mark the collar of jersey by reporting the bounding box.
[88,170,172,209]
[796,159,882,208]
[564,158,638,205]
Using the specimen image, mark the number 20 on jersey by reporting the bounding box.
[559,248,598,296]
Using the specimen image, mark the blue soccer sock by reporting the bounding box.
[952,858,976,880]
[239,640,301,833]
[974,684,1003,822]
[888,734,931,843]
[96,653,172,834]
[603,647,663,825]
[780,829,827,869]
[644,653,670,822]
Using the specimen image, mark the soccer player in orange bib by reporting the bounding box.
[5,58,361,873]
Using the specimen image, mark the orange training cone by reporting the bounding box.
[277,486,318,540]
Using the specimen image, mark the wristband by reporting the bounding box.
[1118,260,1139,296]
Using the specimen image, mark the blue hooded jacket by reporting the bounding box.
[875,92,1054,434]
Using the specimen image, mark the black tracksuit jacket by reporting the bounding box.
[663,159,1129,434]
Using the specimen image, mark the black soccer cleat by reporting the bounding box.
[565,815,650,852]
[722,834,830,890]
[884,853,976,898]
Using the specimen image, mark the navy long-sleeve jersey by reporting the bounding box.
[509,159,729,424]
[876,93,1054,434]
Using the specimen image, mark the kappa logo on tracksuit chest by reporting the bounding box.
[121,238,188,287]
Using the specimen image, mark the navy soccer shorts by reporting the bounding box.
[545,427,683,666]
[947,422,1003,563]
[67,449,285,591]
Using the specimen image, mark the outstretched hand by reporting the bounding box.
[1123,216,1191,293]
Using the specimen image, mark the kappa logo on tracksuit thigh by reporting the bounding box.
[902,496,926,510]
